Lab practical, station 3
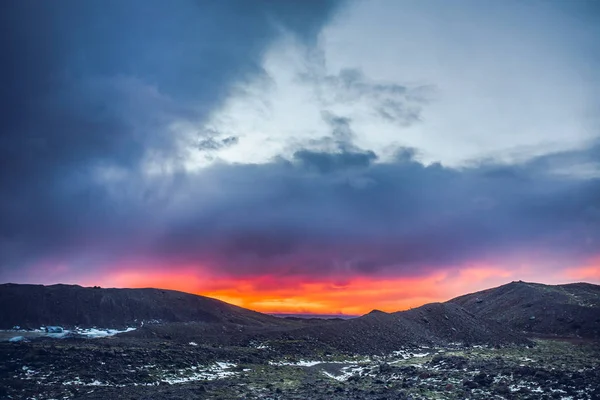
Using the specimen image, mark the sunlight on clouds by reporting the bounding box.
[188,34,433,169]
[182,0,599,169]
[17,252,600,315]
[565,258,600,281]
[321,1,598,166]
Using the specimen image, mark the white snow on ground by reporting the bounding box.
[268,360,374,381]
[215,362,236,369]
[270,349,433,380]
[160,362,238,384]
[322,371,348,381]
[75,327,137,338]
[1,327,136,340]
[391,350,429,360]
[62,377,122,387]
[269,360,323,367]
[315,350,440,382]
[322,365,372,381]
[57,362,239,387]
[269,359,388,382]
[249,341,271,350]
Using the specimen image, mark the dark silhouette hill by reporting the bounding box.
[235,303,531,355]
[448,281,600,338]
[8,282,591,354]
[396,302,524,344]
[0,283,282,329]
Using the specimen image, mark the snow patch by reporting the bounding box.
[322,365,371,382]
[390,349,430,360]
[2,327,136,341]
[269,360,322,367]
[160,362,238,384]
[75,327,136,338]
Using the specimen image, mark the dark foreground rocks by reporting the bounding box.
[1,336,598,400]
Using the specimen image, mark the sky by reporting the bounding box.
[1,0,599,315]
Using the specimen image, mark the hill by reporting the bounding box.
[0,283,281,329]
[448,281,600,338]
[396,302,526,344]
[0,283,533,355]
[234,302,531,356]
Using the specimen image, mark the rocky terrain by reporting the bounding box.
[1,282,599,399]
[449,281,600,339]
[1,335,598,399]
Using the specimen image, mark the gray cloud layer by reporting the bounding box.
[1,0,599,281]
[0,0,341,186]
[2,131,599,278]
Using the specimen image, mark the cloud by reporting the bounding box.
[309,68,433,126]
[1,0,599,290]
[198,135,240,152]
[290,111,378,173]
[0,0,343,269]
[163,143,600,277]
[0,0,342,172]
[2,136,599,282]
[318,0,600,166]
[293,149,377,173]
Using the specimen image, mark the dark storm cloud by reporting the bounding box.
[291,111,378,173]
[7,139,599,279]
[293,149,377,173]
[134,142,600,278]
[1,0,342,177]
[0,0,343,269]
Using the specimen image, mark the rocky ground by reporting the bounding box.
[1,336,598,399]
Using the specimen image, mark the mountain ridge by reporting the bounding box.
[448,280,600,338]
[2,280,598,346]
[0,283,281,329]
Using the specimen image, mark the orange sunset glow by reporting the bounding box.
[68,259,598,315]
[107,272,447,314]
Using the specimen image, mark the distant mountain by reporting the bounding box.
[270,313,358,320]
[448,281,600,338]
[0,283,281,329]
